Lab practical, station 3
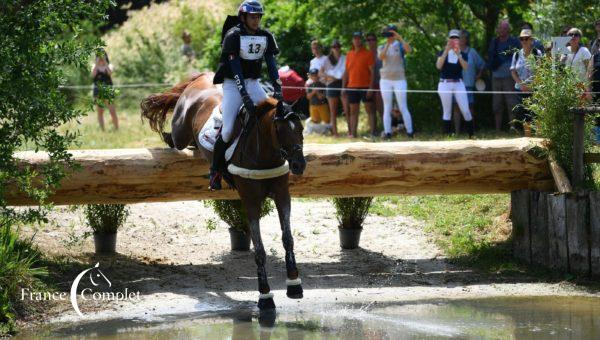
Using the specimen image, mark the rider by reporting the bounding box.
[210,0,283,190]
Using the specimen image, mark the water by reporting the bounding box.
[16,296,600,339]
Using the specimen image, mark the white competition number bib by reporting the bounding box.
[240,35,268,60]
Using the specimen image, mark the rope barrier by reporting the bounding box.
[59,82,600,95]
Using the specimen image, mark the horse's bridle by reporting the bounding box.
[273,108,303,163]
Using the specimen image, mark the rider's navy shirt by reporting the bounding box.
[214,24,279,84]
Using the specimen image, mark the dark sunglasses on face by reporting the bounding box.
[520,37,530,41]
[569,33,580,38]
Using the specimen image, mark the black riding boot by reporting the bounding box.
[465,120,474,138]
[209,135,227,191]
[442,120,452,136]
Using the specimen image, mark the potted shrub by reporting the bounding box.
[208,199,273,251]
[332,197,373,249]
[84,204,129,254]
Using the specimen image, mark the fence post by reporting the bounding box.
[591,192,600,277]
[572,110,585,188]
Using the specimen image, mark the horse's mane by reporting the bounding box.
[141,72,209,133]
[256,97,278,118]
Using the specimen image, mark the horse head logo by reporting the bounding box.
[70,262,111,317]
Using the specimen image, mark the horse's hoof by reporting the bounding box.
[286,285,303,299]
[286,278,303,299]
[257,297,276,310]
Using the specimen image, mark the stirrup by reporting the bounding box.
[208,170,222,191]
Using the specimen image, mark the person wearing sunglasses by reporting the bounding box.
[563,28,592,85]
[436,29,474,138]
[511,29,543,136]
[378,24,414,139]
[321,39,347,136]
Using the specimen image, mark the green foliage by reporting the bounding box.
[332,197,373,229]
[0,0,113,223]
[207,199,274,232]
[84,204,130,234]
[0,219,47,334]
[525,57,592,181]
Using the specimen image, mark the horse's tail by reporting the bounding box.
[140,74,203,133]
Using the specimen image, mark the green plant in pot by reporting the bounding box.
[207,199,273,251]
[332,197,373,249]
[84,204,129,254]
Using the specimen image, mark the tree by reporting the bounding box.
[0,1,113,224]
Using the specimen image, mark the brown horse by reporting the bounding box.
[141,72,306,310]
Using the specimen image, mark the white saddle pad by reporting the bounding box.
[198,105,241,162]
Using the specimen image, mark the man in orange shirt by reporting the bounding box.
[342,31,376,138]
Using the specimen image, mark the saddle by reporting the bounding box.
[198,105,248,162]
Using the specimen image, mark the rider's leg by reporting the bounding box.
[209,79,243,190]
[246,79,268,104]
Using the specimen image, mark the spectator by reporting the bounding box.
[321,39,346,136]
[436,29,474,138]
[342,31,376,138]
[521,22,545,52]
[181,30,196,62]
[452,30,484,134]
[511,29,543,137]
[92,50,118,131]
[309,40,328,84]
[563,28,592,84]
[305,68,331,130]
[589,19,600,142]
[378,24,414,139]
[487,20,521,131]
[366,32,384,125]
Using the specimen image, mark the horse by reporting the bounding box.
[141,72,306,310]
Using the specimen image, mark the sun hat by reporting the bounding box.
[519,29,533,38]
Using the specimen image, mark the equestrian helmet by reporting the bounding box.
[238,1,264,16]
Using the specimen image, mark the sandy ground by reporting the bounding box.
[16,200,600,328]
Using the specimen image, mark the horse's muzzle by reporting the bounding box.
[290,157,306,175]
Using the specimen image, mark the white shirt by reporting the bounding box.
[309,55,328,72]
[565,46,592,82]
[322,55,346,83]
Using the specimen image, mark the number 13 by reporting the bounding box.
[248,43,262,54]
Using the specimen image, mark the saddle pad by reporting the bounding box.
[198,105,241,162]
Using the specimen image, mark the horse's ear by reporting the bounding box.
[274,101,285,121]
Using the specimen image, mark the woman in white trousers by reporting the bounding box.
[435,29,474,137]
[378,24,414,139]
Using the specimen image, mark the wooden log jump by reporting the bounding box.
[8,138,554,206]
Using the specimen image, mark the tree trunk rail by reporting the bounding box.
[7,138,554,205]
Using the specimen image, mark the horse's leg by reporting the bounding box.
[272,179,303,299]
[238,184,275,310]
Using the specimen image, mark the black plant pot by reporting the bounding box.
[93,232,117,254]
[339,227,362,249]
[229,227,251,251]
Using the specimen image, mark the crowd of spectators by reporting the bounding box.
[295,19,600,141]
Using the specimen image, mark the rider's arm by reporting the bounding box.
[264,53,282,98]
[228,55,250,98]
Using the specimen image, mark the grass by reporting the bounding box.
[370,195,519,271]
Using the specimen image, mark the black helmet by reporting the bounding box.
[238,0,264,16]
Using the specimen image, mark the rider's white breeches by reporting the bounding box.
[221,78,268,143]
